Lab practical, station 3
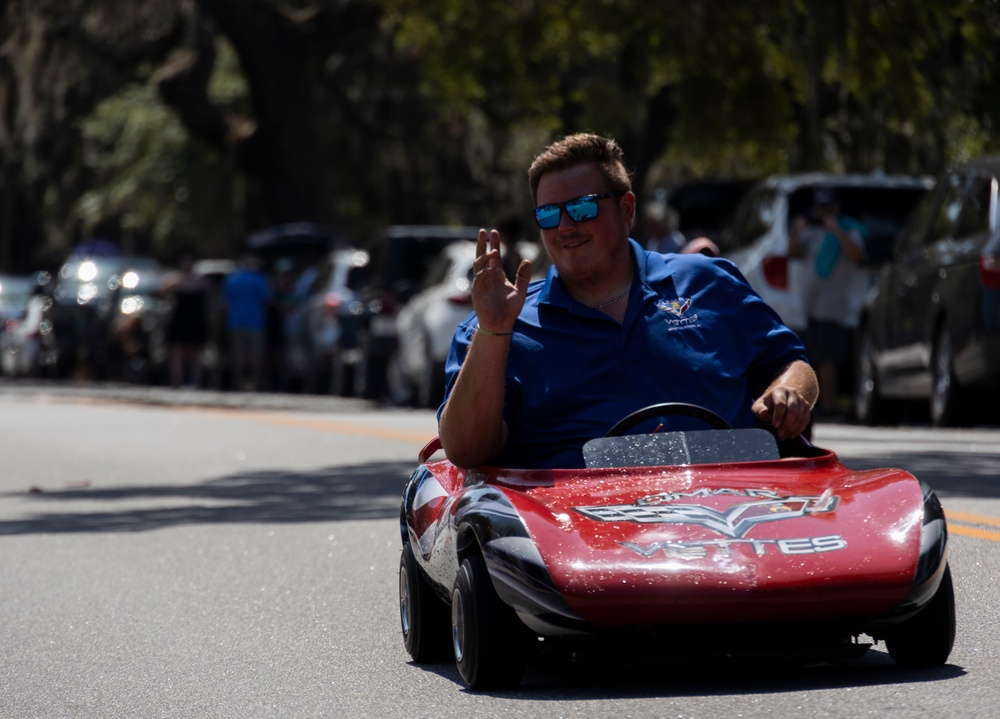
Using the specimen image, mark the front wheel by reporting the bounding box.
[452,554,527,689]
[854,326,896,425]
[885,564,956,667]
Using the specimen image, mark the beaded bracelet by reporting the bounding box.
[476,327,513,337]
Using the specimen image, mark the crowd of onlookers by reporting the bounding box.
[0,249,340,395]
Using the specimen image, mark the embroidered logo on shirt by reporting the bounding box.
[658,298,692,317]
[657,297,700,328]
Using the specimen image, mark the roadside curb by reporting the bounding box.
[0,379,383,414]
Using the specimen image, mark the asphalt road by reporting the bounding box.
[1,381,997,718]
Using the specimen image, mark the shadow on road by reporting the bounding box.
[6,437,998,535]
[0,460,414,534]
[413,647,966,697]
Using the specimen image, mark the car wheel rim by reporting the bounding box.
[856,336,875,417]
[932,332,953,419]
[399,565,411,636]
[451,587,465,663]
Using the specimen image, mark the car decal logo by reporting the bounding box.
[574,488,839,539]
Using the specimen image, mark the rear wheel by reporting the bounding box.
[399,543,452,662]
[452,554,527,689]
[885,564,956,667]
[854,326,896,425]
[930,324,967,426]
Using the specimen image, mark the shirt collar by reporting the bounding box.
[537,238,675,308]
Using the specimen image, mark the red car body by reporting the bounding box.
[399,420,954,689]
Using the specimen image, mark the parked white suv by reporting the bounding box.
[716,173,933,333]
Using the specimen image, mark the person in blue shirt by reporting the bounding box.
[438,133,818,470]
[223,255,272,391]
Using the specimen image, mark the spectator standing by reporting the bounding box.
[162,253,210,388]
[788,187,866,418]
[223,255,272,391]
[265,257,296,391]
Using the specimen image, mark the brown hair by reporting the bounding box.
[527,133,633,202]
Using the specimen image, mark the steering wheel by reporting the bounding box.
[604,402,733,437]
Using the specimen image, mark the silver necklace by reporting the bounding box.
[588,286,630,309]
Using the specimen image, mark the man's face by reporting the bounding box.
[814,203,837,221]
[535,164,634,286]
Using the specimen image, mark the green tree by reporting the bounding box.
[5,0,1000,273]
[74,40,247,259]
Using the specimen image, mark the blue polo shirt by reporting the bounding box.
[440,239,808,469]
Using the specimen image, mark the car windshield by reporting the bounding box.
[582,428,781,469]
[0,276,35,318]
[786,185,930,264]
[667,180,756,240]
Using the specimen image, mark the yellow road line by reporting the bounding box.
[948,524,1000,542]
[946,509,1000,542]
[945,509,1000,528]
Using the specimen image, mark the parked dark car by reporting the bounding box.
[105,265,171,384]
[354,225,480,399]
[664,178,757,242]
[855,155,1000,426]
[50,253,162,380]
[246,222,352,271]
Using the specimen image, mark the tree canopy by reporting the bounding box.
[1,0,998,270]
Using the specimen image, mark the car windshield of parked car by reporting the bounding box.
[788,185,932,265]
[666,179,756,241]
[895,186,944,254]
[952,176,992,238]
[716,189,778,253]
[0,276,35,319]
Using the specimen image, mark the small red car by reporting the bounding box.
[398,403,955,689]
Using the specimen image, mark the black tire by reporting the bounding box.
[399,543,452,663]
[854,326,896,425]
[930,324,967,427]
[885,564,956,668]
[451,554,527,689]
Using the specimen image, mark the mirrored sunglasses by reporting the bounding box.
[533,192,624,230]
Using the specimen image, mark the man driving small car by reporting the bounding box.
[438,133,818,469]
